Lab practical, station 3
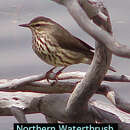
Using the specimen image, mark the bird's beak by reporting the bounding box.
[19,24,30,28]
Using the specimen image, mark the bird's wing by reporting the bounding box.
[73,36,94,50]
[51,26,94,55]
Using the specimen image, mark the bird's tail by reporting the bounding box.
[109,66,116,72]
[82,56,116,72]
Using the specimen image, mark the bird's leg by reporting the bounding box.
[55,66,67,82]
[45,67,56,83]
[50,67,67,85]
[45,67,66,84]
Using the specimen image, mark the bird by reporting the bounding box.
[19,16,115,82]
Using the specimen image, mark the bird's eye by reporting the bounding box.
[34,24,41,27]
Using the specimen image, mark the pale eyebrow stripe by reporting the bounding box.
[35,21,55,26]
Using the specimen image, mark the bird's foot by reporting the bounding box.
[45,67,56,83]
[45,67,67,85]
[52,67,67,84]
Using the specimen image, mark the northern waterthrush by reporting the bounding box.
[19,16,115,81]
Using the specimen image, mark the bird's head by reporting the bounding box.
[19,16,56,33]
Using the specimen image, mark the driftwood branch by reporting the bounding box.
[1,71,114,90]
[54,0,112,121]
[0,78,130,115]
[0,0,130,130]
[0,89,129,129]
[1,72,130,90]
[46,0,129,129]
[52,0,130,58]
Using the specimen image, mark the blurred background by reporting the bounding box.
[0,0,130,129]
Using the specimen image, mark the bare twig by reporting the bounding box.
[0,73,46,89]
[1,72,130,90]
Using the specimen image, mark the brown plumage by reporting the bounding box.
[19,16,115,81]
